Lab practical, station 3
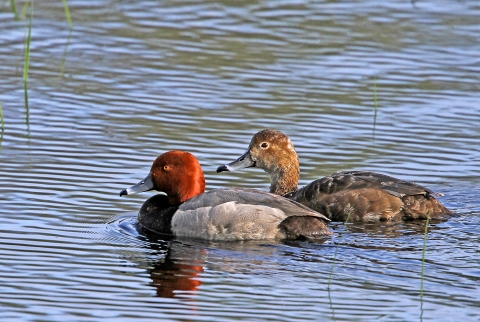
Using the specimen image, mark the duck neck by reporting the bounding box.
[163,171,206,205]
[268,163,299,196]
[168,176,205,205]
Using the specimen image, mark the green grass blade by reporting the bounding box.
[62,0,73,29]
[23,1,33,122]
[10,0,19,20]
[23,2,33,84]
[20,1,29,20]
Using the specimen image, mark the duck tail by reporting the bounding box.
[280,216,333,240]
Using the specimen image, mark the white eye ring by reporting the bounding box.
[260,142,269,149]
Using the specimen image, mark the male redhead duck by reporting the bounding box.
[217,129,452,222]
[120,150,332,240]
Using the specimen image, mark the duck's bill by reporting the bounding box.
[216,150,255,173]
[120,173,154,196]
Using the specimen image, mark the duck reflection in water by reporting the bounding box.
[136,226,330,298]
[140,229,205,298]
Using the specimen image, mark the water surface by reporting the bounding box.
[0,0,479,321]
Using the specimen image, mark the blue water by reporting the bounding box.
[0,0,479,321]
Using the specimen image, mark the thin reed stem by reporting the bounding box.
[23,1,33,120]
[62,0,73,29]
[0,102,4,134]
[10,0,19,20]
[20,1,29,20]
[420,216,430,298]
[327,212,351,289]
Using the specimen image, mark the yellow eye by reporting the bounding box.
[261,142,269,149]
[163,165,170,171]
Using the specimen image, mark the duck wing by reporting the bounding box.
[181,188,330,222]
[171,188,332,240]
[285,171,451,222]
[288,171,438,199]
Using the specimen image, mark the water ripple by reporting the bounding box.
[1,0,479,321]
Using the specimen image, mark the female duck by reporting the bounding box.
[217,129,452,222]
[120,150,332,240]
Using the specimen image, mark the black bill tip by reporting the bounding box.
[216,165,229,173]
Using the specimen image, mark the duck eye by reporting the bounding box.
[163,165,170,171]
[260,142,269,149]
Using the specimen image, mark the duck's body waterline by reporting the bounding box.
[217,129,452,222]
[121,151,332,241]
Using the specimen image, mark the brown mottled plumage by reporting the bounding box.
[217,129,452,222]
